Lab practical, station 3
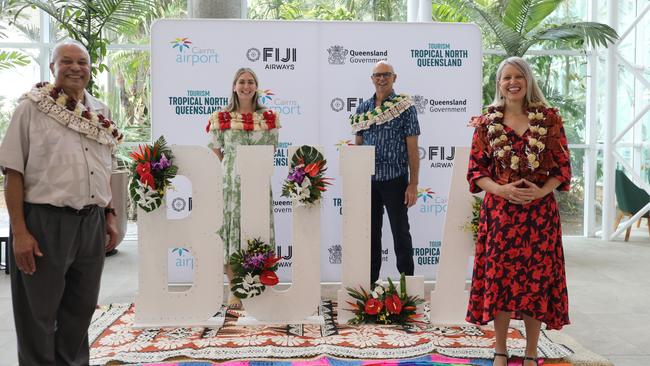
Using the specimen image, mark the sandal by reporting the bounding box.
[523,356,539,365]
[493,351,508,365]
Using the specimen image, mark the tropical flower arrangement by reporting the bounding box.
[346,273,424,326]
[128,136,178,212]
[461,196,484,241]
[281,145,332,206]
[229,238,282,299]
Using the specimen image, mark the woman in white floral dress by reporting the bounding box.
[207,68,280,307]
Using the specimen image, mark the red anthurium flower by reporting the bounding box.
[139,172,156,189]
[304,162,321,177]
[81,110,91,120]
[364,298,383,315]
[205,120,211,133]
[385,294,403,314]
[263,256,282,269]
[260,270,279,286]
[136,162,151,177]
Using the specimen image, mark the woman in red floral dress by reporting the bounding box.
[466,57,571,366]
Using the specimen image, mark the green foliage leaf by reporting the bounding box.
[0,49,30,70]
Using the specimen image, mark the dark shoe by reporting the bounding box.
[106,248,119,257]
[523,356,539,365]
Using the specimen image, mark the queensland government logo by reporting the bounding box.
[327,45,348,64]
[411,95,467,114]
[170,37,219,66]
[330,97,364,112]
[246,47,296,70]
[327,45,387,65]
[417,187,448,215]
[328,245,342,264]
[419,146,455,169]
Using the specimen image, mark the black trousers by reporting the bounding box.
[370,175,414,284]
[11,203,105,366]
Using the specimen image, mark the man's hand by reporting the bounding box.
[105,214,119,252]
[404,183,418,208]
[13,231,43,275]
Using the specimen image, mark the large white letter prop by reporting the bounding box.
[430,146,475,324]
[135,145,223,328]
[237,145,322,323]
[337,146,374,325]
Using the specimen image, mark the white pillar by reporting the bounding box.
[417,0,432,22]
[407,0,419,22]
[602,0,618,240]
[583,0,598,237]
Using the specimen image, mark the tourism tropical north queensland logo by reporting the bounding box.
[170,37,219,66]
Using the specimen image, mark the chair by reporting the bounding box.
[614,169,650,241]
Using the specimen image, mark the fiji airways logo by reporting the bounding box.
[257,89,274,104]
[417,187,435,203]
[170,37,192,52]
[170,36,219,66]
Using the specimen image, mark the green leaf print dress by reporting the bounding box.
[208,110,280,258]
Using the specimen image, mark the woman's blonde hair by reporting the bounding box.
[491,56,548,107]
[224,67,265,112]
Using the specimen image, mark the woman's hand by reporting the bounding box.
[496,179,536,205]
[519,179,551,201]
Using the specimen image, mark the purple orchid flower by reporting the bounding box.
[287,166,305,185]
[243,253,266,269]
[152,153,171,171]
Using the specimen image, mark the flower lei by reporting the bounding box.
[281,145,333,206]
[346,273,424,326]
[27,82,123,146]
[228,238,282,299]
[485,103,550,174]
[205,110,280,134]
[349,94,413,133]
[128,136,178,212]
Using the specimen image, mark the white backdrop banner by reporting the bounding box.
[152,19,481,283]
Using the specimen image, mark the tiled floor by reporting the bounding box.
[1,225,649,366]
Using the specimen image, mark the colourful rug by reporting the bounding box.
[89,302,573,365]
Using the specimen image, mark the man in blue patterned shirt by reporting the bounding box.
[353,61,420,285]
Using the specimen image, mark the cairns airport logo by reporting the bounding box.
[170,37,219,66]
[419,145,455,169]
[327,45,388,65]
[259,90,302,115]
[417,187,448,215]
[246,47,297,70]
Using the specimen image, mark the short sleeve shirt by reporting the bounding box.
[0,89,114,210]
[356,92,420,181]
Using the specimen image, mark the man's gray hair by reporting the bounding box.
[50,39,90,63]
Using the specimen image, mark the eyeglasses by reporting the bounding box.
[372,72,394,79]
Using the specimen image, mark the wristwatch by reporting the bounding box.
[104,207,117,217]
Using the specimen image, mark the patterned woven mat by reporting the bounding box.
[89,302,573,365]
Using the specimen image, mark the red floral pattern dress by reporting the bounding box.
[466,108,571,330]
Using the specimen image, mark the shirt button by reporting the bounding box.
[85,148,88,151]
[91,171,94,175]
[91,195,95,198]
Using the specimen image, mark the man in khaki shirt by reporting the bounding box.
[0,40,119,366]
